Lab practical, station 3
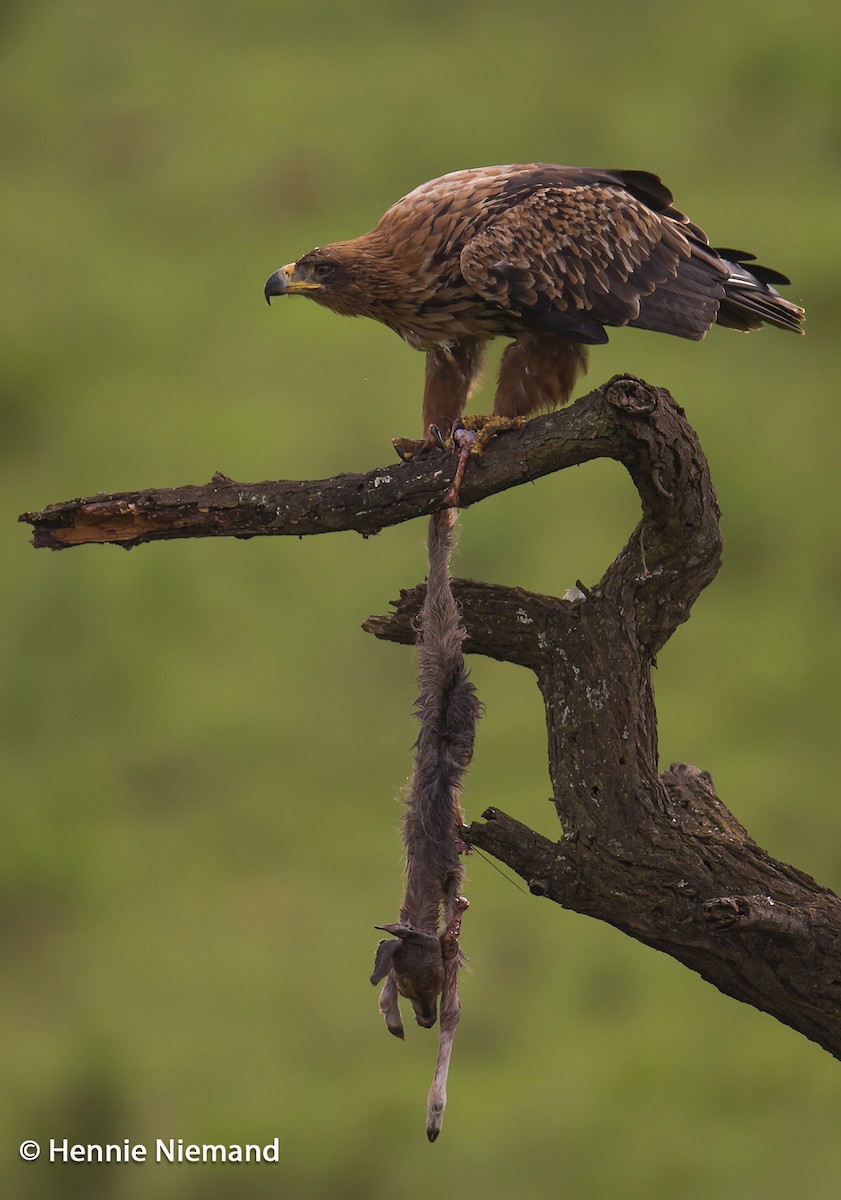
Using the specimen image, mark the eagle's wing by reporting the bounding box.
[459,183,728,344]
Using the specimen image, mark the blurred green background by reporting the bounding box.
[3,1,840,1196]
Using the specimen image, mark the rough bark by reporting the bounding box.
[21,376,841,1056]
[19,373,707,553]
[364,378,841,1058]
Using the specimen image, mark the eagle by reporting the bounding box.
[265,164,804,459]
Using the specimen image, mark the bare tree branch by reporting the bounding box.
[22,376,841,1057]
[363,379,841,1059]
[19,374,708,575]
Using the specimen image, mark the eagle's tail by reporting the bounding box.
[715,249,805,334]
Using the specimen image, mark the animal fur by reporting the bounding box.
[370,507,481,1140]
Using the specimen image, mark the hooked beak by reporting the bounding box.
[264,263,321,304]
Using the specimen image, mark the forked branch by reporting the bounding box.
[22,377,841,1059]
[363,378,841,1059]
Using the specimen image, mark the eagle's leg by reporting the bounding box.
[494,332,589,420]
[457,413,527,457]
[440,334,590,482]
[393,337,487,462]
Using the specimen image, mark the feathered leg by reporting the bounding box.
[494,332,588,418]
[393,337,487,461]
[440,334,590,502]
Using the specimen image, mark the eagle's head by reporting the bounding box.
[264,239,406,323]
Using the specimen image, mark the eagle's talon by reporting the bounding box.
[392,436,419,462]
[393,424,451,463]
[458,413,528,456]
[428,424,448,452]
[392,437,435,463]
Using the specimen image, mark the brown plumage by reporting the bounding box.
[265,164,805,451]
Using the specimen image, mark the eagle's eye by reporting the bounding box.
[314,262,337,281]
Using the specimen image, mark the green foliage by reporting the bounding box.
[3,1,840,1195]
